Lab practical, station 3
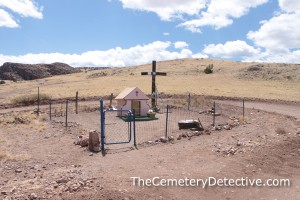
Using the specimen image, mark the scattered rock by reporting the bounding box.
[223,125,232,130]
[29,193,38,200]
[56,178,69,184]
[160,137,168,143]
[79,139,89,147]
[194,131,202,136]
[212,126,222,131]
[168,136,174,142]
[187,132,194,137]
[15,169,22,173]
[222,146,238,155]
[177,135,182,140]
[205,130,211,135]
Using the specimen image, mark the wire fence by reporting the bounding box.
[34,90,248,149]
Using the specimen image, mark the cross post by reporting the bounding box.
[141,60,167,111]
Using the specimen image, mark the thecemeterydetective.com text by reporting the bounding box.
[130,177,291,188]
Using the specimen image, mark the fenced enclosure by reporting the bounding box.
[32,89,249,152]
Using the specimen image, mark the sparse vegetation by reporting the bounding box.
[0,150,31,161]
[0,112,33,124]
[0,80,5,84]
[204,64,214,74]
[276,127,287,135]
[11,94,51,106]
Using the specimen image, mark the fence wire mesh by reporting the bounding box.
[44,94,249,148]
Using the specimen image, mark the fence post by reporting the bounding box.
[37,87,40,116]
[109,93,113,107]
[100,99,105,154]
[75,91,78,114]
[65,99,68,127]
[188,93,191,110]
[243,99,245,121]
[165,105,169,138]
[213,101,216,127]
[49,100,52,120]
[133,109,137,148]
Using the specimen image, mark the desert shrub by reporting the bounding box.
[0,80,5,84]
[191,96,211,108]
[204,64,214,74]
[11,94,50,106]
[275,127,286,135]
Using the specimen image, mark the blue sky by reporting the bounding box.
[0,0,299,67]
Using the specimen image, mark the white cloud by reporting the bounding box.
[119,0,268,32]
[247,9,300,53]
[174,41,189,49]
[119,0,206,21]
[0,41,195,67]
[0,9,18,27]
[163,32,170,36]
[192,52,208,59]
[203,40,261,59]
[242,0,300,63]
[179,0,268,32]
[278,0,300,13]
[0,0,43,27]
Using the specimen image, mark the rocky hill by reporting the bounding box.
[0,62,80,81]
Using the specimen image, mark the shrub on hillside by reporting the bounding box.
[204,64,214,74]
[0,80,5,84]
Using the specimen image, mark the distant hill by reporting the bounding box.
[0,62,80,81]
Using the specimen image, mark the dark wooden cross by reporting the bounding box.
[141,60,167,110]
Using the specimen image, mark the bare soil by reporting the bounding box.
[0,99,300,200]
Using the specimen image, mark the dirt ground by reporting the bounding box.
[0,100,300,200]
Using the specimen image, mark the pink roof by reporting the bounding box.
[115,87,149,100]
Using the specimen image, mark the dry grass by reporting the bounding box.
[0,150,31,161]
[0,58,299,104]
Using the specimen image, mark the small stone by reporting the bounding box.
[15,169,22,173]
[160,137,168,143]
[89,153,94,156]
[177,135,182,140]
[29,193,38,200]
[56,178,69,184]
[168,136,174,142]
[237,141,242,146]
[1,191,8,195]
[181,133,187,138]
[187,132,194,137]
[79,138,89,147]
[223,125,231,130]
[205,130,211,135]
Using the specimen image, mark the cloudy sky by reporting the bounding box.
[0,0,299,67]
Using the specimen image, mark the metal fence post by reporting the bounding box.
[213,101,216,127]
[75,91,78,114]
[243,99,245,121]
[188,93,191,110]
[49,100,52,120]
[37,87,40,116]
[165,105,169,138]
[133,109,137,148]
[100,99,105,154]
[65,99,68,127]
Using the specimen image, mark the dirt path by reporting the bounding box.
[216,100,300,120]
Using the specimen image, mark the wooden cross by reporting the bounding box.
[141,60,167,110]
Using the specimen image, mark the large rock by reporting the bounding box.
[88,130,100,152]
[0,62,80,81]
